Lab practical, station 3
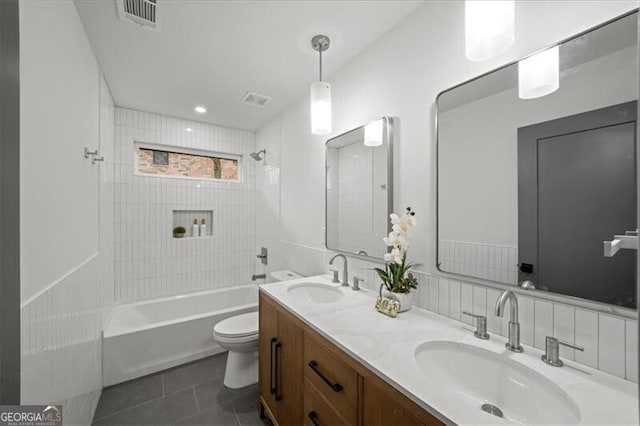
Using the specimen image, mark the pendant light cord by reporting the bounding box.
[319,49,323,82]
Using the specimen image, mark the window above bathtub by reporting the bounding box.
[134,142,242,182]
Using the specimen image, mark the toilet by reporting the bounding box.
[213,270,303,389]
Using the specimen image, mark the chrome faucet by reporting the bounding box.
[328,254,348,286]
[494,290,523,353]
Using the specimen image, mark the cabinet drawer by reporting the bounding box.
[304,333,358,424]
[304,378,351,426]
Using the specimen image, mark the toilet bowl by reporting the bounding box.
[212,270,303,389]
[213,311,259,389]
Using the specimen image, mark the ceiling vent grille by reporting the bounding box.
[117,0,159,32]
[242,92,272,108]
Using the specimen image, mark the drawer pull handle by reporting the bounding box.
[308,411,320,426]
[308,360,343,392]
[270,338,277,395]
[275,341,282,401]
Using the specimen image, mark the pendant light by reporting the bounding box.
[465,1,515,61]
[310,35,331,135]
[364,119,383,147]
[518,46,560,99]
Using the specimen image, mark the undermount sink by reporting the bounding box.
[287,282,344,304]
[414,341,580,425]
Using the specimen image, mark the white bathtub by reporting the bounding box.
[102,284,258,386]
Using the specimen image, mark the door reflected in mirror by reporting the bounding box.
[437,11,638,309]
[326,117,393,260]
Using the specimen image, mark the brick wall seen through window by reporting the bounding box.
[138,148,238,180]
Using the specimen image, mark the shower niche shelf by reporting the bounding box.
[173,209,213,238]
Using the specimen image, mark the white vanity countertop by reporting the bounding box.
[260,275,639,426]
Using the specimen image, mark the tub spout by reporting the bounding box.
[252,273,266,281]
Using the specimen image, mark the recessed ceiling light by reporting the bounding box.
[194,106,207,114]
[186,127,193,132]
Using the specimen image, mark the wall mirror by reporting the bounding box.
[437,11,638,310]
[326,117,393,260]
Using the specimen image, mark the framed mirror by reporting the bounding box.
[326,117,393,260]
[437,11,638,310]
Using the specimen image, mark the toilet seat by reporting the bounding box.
[213,312,258,339]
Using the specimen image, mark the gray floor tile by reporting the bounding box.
[231,391,267,426]
[93,388,198,426]
[163,354,227,395]
[94,374,163,421]
[193,380,256,412]
[173,402,238,426]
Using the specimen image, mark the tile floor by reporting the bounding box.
[92,353,269,426]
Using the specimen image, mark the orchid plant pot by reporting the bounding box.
[374,207,419,315]
[381,289,414,312]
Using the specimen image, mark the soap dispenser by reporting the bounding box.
[192,219,199,237]
[200,218,207,237]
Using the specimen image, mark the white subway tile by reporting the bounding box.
[486,288,502,336]
[534,300,554,350]
[625,320,638,383]
[449,280,461,321]
[553,304,576,360]
[598,314,626,378]
[461,283,473,325]
[575,309,598,369]
[472,286,487,318]
[519,296,534,347]
[438,279,450,317]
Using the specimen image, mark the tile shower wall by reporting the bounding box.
[254,117,285,279]
[114,108,256,302]
[277,242,638,383]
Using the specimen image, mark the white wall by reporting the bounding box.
[20,0,101,304]
[19,1,115,423]
[113,108,257,302]
[257,1,639,381]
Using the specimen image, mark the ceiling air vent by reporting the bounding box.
[117,0,159,32]
[242,92,272,108]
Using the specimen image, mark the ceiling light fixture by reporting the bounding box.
[364,119,384,147]
[194,106,207,114]
[465,0,515,61]
[518,46,560,99]
[310,34,331,135]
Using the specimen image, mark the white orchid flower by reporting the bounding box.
[390,213,401,225]
[389,247,403,264]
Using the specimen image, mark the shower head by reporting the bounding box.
[249,149,266,161]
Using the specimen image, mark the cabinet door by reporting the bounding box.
[258,292,279,419]
[362,376,442,426]
[277,308,304,426]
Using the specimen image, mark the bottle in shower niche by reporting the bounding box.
[200,218,208,237]
[192,219,200,237]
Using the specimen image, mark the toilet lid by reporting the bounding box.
[214,312,258,338]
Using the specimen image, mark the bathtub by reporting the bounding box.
[102,284,258,386]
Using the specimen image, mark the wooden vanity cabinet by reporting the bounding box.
[259,290,444,426]
[258,292,304,425]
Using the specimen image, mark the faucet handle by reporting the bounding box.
[330,269,340,283]
[542,336,583,367]
[557,338,584,352]
[462,311,490,340]
[352,276,363,291]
